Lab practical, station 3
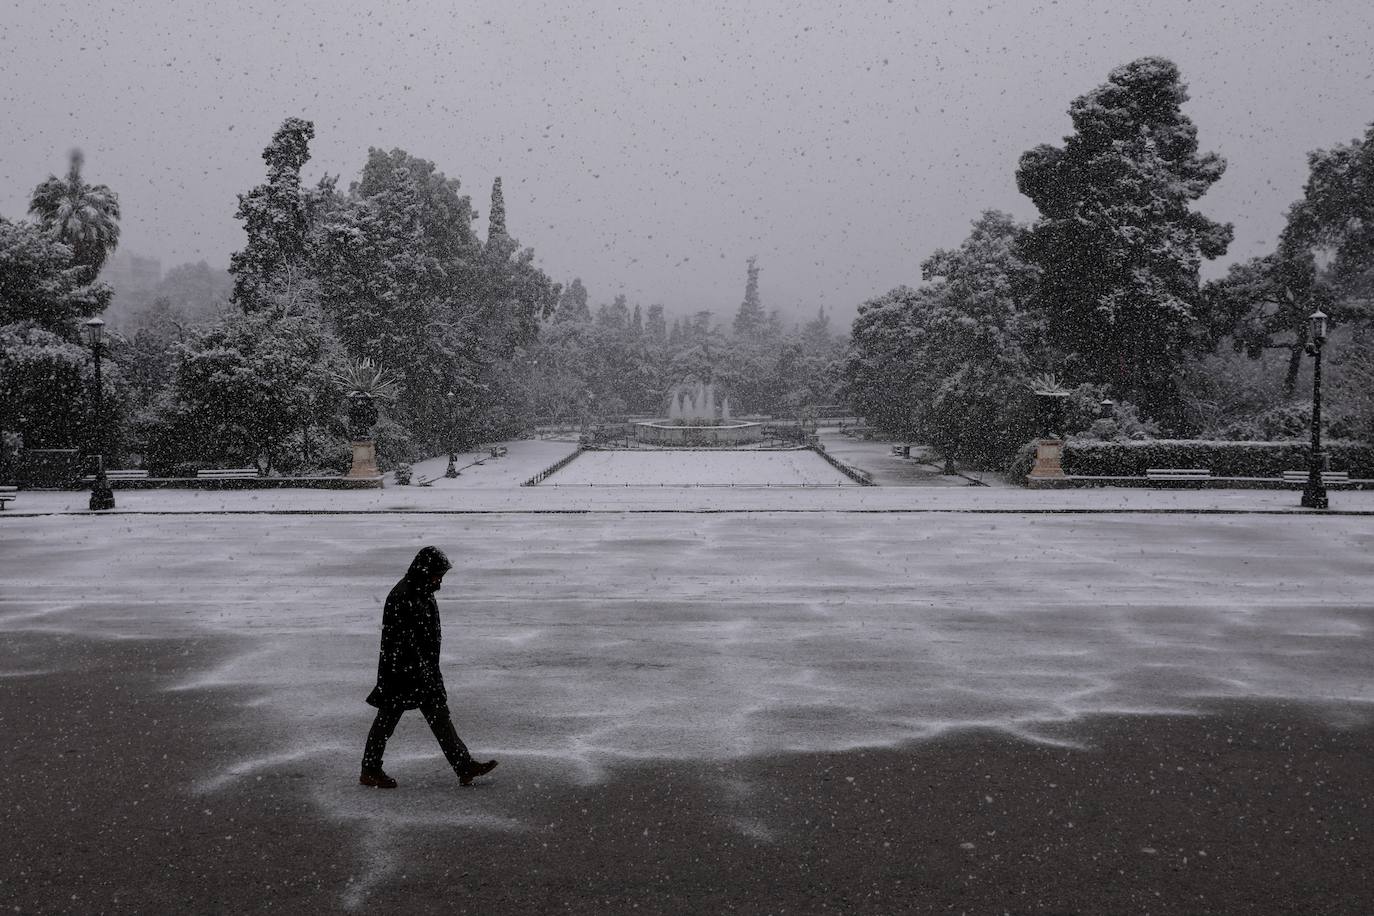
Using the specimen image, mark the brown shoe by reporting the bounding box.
[359,768,398,789]
[459,760,498,786]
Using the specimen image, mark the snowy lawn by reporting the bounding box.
[543,448,856,486]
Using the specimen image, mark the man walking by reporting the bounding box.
[360,546,498,789]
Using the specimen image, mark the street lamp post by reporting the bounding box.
[581,389,595,445]
[82,317,115,511]
[444,390,460,477]
[1301,309,1329,510]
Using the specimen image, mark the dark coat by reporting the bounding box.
[366,547,453,710]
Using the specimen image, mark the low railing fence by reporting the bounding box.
[522,447,587,487]
[809,444,875,486]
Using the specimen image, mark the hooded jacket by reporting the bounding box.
[366,547,454,709]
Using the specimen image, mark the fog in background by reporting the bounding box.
[3,0,1372,325]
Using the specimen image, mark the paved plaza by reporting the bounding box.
[2,479,1372,912]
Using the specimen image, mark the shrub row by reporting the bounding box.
[1010,439,1374,482]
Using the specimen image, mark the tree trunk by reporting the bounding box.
[1282,325,1309,398]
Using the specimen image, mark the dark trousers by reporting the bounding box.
[362,701,474,773]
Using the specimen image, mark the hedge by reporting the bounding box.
[1010,439,1374,482]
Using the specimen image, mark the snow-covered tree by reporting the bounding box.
[316,151,473,449]
[1287,123,1374,306]
[555,278,591,322]
[146,311,343,473]
[0,216,111,329]
[0,322,126,454]
[28,149,121,277]
[230,118,318,315]
[847,211,1046,463]
[645,304,667,343]
[596,294,630,331]
[487,176,507,244]
[733,256,765,337]
[317,147,556,446]
[1203,240,1336,398]
[1016,57,1233,428]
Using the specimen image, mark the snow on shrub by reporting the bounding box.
[1011,439,1374,482]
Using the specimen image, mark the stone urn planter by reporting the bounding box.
[1027,376,1071,481]
[333,358,397,481]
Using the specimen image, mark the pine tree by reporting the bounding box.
[1016,58,1232,426]
[733,256,765,336]
[631,303,643,337]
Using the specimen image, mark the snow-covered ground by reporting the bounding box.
[7,432,1371,514]
[817,430,1008,487]
[387,437,576,488]
[4,509,1370,774]
[542,448,856,486]
[5,483,1372,514]
[5,487,1371,902]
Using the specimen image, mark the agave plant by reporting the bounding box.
[332,357,399,402]
[1025,371,1070,396]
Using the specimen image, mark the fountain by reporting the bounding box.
[633,381,762,447]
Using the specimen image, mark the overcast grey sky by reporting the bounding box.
[3,0,1372,324]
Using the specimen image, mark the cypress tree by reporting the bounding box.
[733,256,765,336]
[487,176,507,243]
[646,304,667,343]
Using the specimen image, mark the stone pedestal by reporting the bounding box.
[1028,438,1066,480]
[347,440,380,479]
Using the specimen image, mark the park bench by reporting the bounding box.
[489,446,509,459]
[1145,468,1211,481]
[890,444,911,458]
[0,485,16,509]
[80,469,149,483]
[196,468,260,480]
[1281,470,1350,484]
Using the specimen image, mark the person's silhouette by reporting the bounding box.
[359,546,498,788]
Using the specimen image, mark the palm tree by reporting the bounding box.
[28,149,121,275]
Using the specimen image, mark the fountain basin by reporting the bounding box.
[633,421,763,447]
